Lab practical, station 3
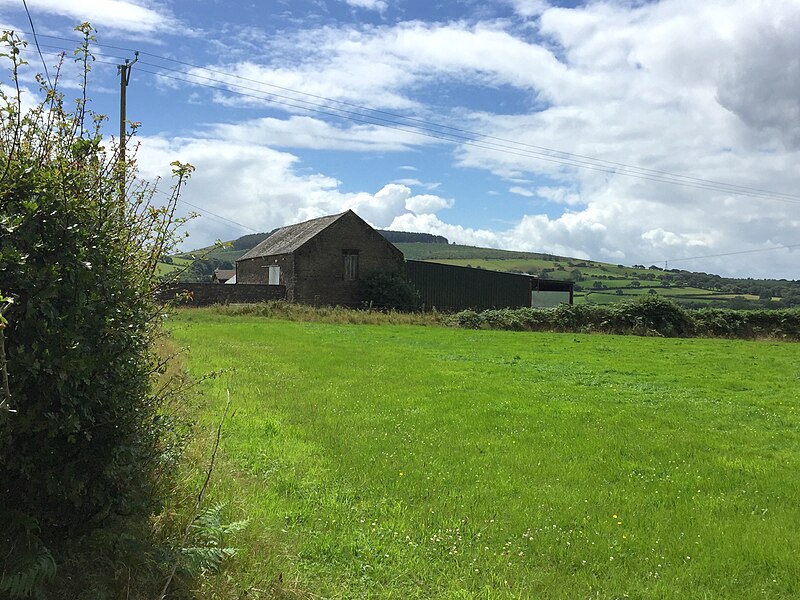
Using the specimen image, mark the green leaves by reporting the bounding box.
[0,25,189,556]
[180,504,249,576]
[449,299,800,339]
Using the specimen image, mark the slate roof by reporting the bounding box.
[213,268,236,282]
[238,211,349,260]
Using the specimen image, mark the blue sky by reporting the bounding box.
[1,0,799,278]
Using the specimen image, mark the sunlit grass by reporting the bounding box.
[169,310,800,599]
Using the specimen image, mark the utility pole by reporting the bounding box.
[118,51,138,199]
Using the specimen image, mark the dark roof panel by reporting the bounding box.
[238,211,348,260]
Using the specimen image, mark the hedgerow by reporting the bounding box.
[0,28,192,596]
[449,296,799,340]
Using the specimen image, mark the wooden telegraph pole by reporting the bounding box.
[118,51,138,199]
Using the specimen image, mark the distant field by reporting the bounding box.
[156,255,192,276]
[169,310,800,599]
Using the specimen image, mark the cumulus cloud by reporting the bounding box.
[343,184,454,226]
[0,0,181,34]
[132,0,800,278]
[405,193,453,214]
[343,184,410,228]
[715,8,800,149]
[507,0,551,18]
[133,139,453,244]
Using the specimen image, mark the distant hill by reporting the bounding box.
[230,231,275,250]
[162,233,800,309]
[377,230,448,244]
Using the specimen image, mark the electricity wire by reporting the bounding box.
[17,31,800,206]
[651,243,800,267]
[20,0,51,88]
[14,35,800,261]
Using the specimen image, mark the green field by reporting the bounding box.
[169,310,800,599]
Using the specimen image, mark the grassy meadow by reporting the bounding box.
[168,309,800,599]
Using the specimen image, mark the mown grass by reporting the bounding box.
[168,309,800,599]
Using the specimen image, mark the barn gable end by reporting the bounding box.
[236,210,404,305]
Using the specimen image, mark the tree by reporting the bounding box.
[0,27,191,588]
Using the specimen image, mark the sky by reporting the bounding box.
[1,0,799,279]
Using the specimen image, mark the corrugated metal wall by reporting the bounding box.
[406,260,532,311]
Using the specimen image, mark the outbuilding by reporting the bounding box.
[236,209,405,305]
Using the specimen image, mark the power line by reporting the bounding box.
[177,196,260,233]
[135,65,800,205]
[20,0,51,88]
[18,31,800,206]
[15,34,800,264]
[651,243,800,267]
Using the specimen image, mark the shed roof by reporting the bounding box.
[213,268,236,282]
[238,211,349,261]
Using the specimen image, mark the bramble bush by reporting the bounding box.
[0,27,192,596]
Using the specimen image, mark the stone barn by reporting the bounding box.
[236,210,405,305]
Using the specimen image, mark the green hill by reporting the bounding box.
[161,234,800,309]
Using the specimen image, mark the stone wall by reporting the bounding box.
[157,283,286,306]
[236,253,296,300]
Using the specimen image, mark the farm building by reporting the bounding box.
[236,209,405,305]
[235,210,573,310]
[212,268,236,283]
[406,260,573,311]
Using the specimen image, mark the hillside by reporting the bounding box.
[163,234,800,309]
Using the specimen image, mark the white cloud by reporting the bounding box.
[209,116,434,152]
[130,0,800,278]
[392,177,442,191]
[188,21,564,111]
[405,193,453,214]
[0,0,181,34]
[389,213,501,248]
[342,184,453,226]
[507,0,551,18]
[509,186,534,197]
[133,140,447,243]
[343,184,410,228]
[344,0,388,12]
[535,186,582,206]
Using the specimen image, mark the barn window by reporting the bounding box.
[343,250,359,281]
[268,265,280,285]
